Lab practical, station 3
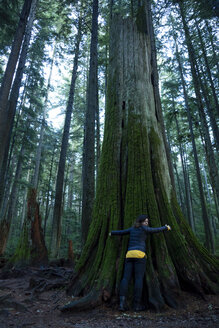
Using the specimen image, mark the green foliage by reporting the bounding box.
[0,0,20,51]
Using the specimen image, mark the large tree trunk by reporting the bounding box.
[62,9,219,312]
[81,0,99,243]
[50,13,82,258]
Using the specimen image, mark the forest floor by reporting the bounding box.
[0,265,219,328]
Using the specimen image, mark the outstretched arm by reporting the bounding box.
[109,228,131,236]
[142,225,171,233]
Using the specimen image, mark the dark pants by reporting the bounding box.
[120,257,146,302]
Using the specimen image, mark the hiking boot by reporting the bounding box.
[118,296,128,311]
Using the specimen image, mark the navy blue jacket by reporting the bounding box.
[111,225,168,253]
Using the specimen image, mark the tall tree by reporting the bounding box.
[81,0,99,243]
[0,0,33,172]
[31,41,56,189]
[0,0,38,211]
[62,3,219,311]
[50,9,83,258]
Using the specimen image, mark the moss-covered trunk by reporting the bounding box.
[63,9,219,312]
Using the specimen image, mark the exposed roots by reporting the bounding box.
[60,289,101,312]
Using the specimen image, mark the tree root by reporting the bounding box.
[60,289,101,312]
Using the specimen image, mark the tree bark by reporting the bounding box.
[43,143,56,236]
[28,188,48,266]
[0,0,37,210]
[81,0,99,243]
[50,13,82,258]
[62,8,219,312]
[0,0,33,172]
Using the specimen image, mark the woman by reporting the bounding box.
[109,214,171,311]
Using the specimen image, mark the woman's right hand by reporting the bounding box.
[165,224,171,231]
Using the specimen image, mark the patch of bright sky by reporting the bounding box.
[46,51,69,130]
[44,6,78,130]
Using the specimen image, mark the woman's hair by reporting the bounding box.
[134,214,148,228]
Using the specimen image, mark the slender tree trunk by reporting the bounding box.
[175,42,214,253]
[95,99,101,177]
[195,20,219,113]
[194,21,219,151]
[44,143,55,236]
[50,13,82,258]
[81,0,99,243]
[166,132,185,214]
[172,161,185,212]
[197,65,219,152]
[202,161,219,229]
[67,158,74,209]
[31,42,56,188]
[204,20,219,99]
[178,3,219,222]
[0,1,37,210]
[0,0,33,171]
[62,7,219,312]
[0,144,25,255]
[174,109,194,231]
[0,111,33,255]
